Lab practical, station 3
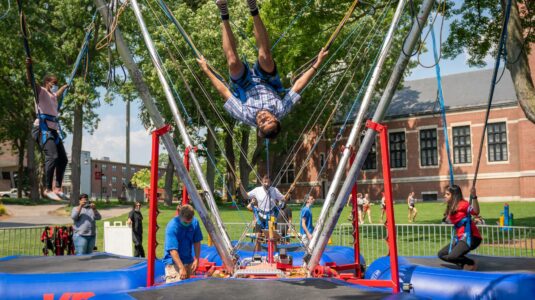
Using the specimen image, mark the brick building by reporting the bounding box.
[280,68,535,203]
[0,143,21,191]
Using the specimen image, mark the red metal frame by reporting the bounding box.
[147,124,171,287]
[349,151,362,278]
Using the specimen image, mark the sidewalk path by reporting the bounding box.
[0,204,131,228]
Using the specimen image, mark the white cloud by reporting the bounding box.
[64,114,166,165]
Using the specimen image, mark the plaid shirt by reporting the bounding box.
[223,83,301,127]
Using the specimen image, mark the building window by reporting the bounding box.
[1,172,10,180]
[102,164,107,171]
[112,188,117,197]
[421,192,438,201]
[122,177,126,183]
[319,153,325,169]
[131,167,135,173]
[487,122,508,162]
[112,165,117,172]
[389,132,406,168]
[122,167,126,174]
[361,136,377,170]
[420,129,438,166]
[112,176,117,183]
[452,126,472,164]
[281,162,295,185]
[102,175,107,182]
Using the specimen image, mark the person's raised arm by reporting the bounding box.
[197,56,232,100]
[291,48,329,94]
[56,84,69,98]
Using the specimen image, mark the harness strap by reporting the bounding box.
[448,216,472,253]
[38,114,60,145]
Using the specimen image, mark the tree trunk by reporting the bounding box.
[238,127,251,199]
[224,130,236,200]
[164,157,174,206]
[26,121,39,202]
[70,103,83,206]
[504,0,535,122]
[206,129,216,192]
[16,138,25,198]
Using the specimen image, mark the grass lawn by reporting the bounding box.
[94,201,535,258]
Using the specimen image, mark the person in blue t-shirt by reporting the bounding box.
[162,204,203,283]
[300,195,315,245]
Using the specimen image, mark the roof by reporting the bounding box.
[337,68,518,123]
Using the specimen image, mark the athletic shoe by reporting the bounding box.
[463,261,478,271]
[45,191,62,201]
[56,192,69,200]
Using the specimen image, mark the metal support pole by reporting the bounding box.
[128,0,235,272]
[307,0,435,273]
[129,0,232,253]
[309,0,407,252]
[147,125,170,287]
[182,147,191,205]
[349,152,361,278]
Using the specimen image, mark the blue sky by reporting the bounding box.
[63,14,496,165]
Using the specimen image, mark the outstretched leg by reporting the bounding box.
[216,0,245,78]
[249,0,275,73]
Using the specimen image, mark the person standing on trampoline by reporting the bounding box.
[247,175,286,251]
[438,185,482,271]
[163,204,203,283]
[300,195,315,245]
[197,0,329,139]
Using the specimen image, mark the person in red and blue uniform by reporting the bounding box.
[163,204,203,283]
[438,185,482,271]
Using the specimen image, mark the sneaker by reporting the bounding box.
[56,191,69,200]
[45,191,62,201]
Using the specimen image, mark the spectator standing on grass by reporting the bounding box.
[127,201,145,257]
[380,192,386,223]
[363,193,373,224]
[71,194,101,255]
[407,192,418,223]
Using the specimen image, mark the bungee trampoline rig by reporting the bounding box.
[4,0,535,299]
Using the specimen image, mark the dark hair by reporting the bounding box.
[262,174,271,181]
[179,204,195,220]
[79,193,89,200]
[132,201,141,209]
[258,120,281,139]
[444,185,464,216]
[42,74,57,85]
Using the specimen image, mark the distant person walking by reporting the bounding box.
[407,192,418,223]
[127,201,145,257]
[363,193,373,224]
[71,194,101,255]
[380,192,386,223]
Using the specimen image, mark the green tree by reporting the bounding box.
[443,0,535,122]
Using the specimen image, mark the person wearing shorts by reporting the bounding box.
[197,0,329,139]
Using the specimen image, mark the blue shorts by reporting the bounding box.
[231,60,284,94]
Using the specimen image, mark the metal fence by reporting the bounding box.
[1,223,533,263]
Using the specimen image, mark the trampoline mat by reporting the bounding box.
[0,254,143,274]
[130,278,416,300]
[406,255,535,273]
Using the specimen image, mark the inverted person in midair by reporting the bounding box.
[197,0,329,139]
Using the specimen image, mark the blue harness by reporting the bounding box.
[448,216,472,253]
[231,61,288,103]
[252,206,280,230]
[38,113,62,146]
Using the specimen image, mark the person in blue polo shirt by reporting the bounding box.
[163,204,203,283]
[300,195,315,245]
